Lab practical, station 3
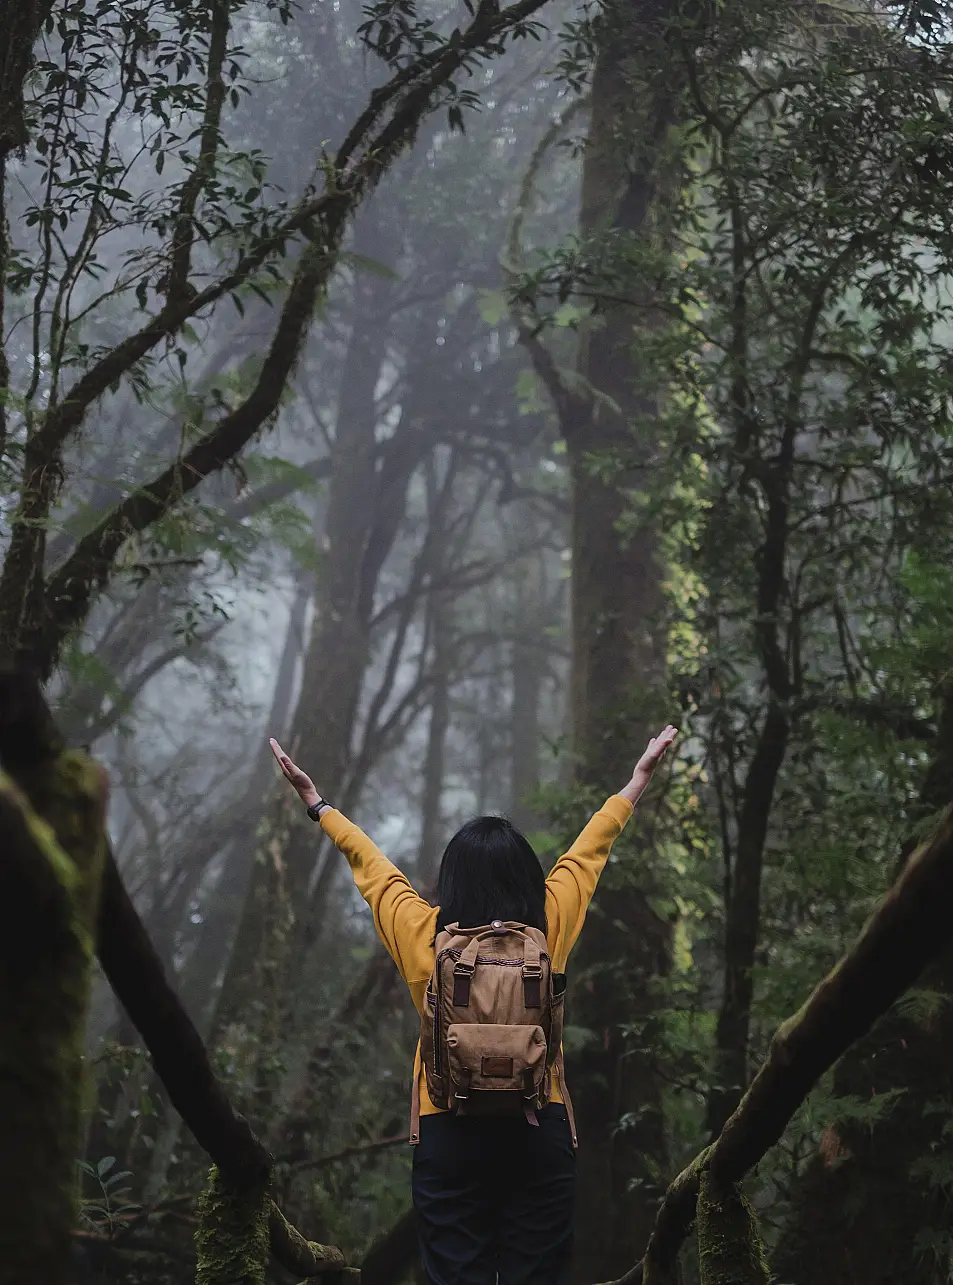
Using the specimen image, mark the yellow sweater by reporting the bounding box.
[320,794,633,1115]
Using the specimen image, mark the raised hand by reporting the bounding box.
[621,724,678,806]
[269,738,320,808]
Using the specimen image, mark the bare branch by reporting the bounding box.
[164,0,231,308]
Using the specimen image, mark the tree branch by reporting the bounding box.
[606,800,953,1284]
[165,0,231,307]
[1,671,355,1276]
[33,238,336,677]
[0,1,56,159]
[4,0,554,676]
[96,844,273,1187]
[285,1133,409,1174]
[268,1201,358,1278]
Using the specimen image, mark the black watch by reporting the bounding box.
[307,798,331,822]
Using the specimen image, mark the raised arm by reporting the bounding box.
[545,725,678,970]
[269,740,436,983]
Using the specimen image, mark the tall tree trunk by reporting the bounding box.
[773,683,953,1285]
[0,689,108,1285]
[419,593,452,893]
[208,211,417,1116]
[562,9,681,1276]
[509,554,545,833]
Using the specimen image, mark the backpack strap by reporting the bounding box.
[409,1064,421,1146]
[453,935,481,1007]
[555,1047,578,1149]
[522,1068,541,1128]
[522,937,542,1008]
[452,1065,472,1114]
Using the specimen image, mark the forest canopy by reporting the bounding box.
[5,0,953,1282]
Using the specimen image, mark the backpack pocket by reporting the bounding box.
[446,1022,547,1112]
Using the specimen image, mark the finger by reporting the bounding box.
[270,740,297,779]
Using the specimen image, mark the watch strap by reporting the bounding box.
[307,798,330,822]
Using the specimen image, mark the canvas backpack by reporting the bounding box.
[410,919,577,1147]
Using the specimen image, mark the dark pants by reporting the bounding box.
[412,1105,576,1285]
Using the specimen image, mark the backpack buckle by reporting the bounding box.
[522,962,542,1008]
[453,959,475,1007]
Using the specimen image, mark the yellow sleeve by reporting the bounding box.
[320,809,438,985]
[545,794,633,971]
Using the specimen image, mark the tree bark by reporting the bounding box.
[560,7,682,1275]
[509,554,546,832]
[696,1171,770,1285]
[195,1166,270,1285]
[419,592,452,892]
[0,1,55,160]
[0,747,107,1285]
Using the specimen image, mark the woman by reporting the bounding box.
[270,723,678,1285]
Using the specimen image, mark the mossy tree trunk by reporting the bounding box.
[696,1170,769,1285]
[563,2,687,1273]
[0,676,352,1284]
[0,750,108,1285]
[195,1166,270,1285]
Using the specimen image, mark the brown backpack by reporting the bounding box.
[410,919,577,1146]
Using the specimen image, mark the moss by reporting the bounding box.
[696,1168,770,1285]
[0,752,107,1285]
[267,1198,355,1277]
[195,1165,270,1285]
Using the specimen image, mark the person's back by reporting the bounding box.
[271,725,677,1285]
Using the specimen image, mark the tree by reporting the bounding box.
[505,0,702,1270]
[0,0,552,681]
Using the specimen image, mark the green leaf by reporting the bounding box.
[340,251,399,281]
[477,289,509,326]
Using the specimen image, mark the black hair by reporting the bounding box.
[434,815,546,933]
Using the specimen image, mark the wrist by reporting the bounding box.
[620,773,649,806]
[300,787,320,809]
